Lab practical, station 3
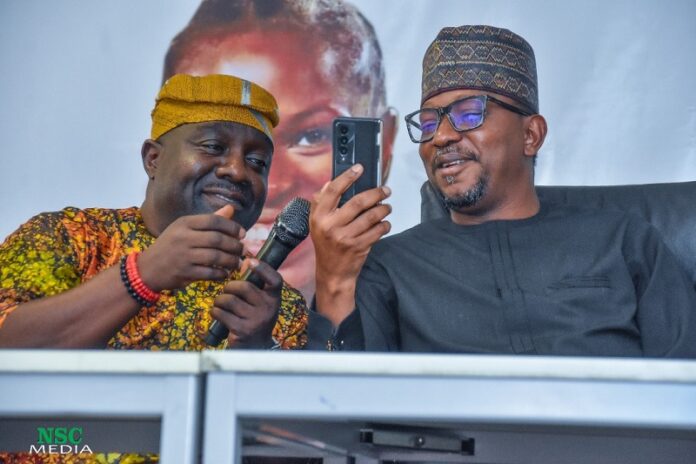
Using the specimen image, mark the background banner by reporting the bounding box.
[1,0,695,298]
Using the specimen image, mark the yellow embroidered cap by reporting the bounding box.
[150,74,280,143]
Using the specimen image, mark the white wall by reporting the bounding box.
[1,0,695,240]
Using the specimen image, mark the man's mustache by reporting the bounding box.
[432,145,479,171]
[203,181,254,206]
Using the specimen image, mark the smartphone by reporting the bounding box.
[332,117,383,206]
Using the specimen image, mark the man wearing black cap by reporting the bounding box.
[309,25,696,357]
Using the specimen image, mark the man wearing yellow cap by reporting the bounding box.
[0,74,307,351]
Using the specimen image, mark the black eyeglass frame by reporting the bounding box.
[404,94,534,143]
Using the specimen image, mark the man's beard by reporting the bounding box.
[438,174,489,211]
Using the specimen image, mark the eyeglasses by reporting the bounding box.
[404,95,534,143]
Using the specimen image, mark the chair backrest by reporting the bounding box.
[420,181,696,288]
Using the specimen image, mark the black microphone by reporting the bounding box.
[205,197,311,347]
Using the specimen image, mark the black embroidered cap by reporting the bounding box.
[421,25,539,113]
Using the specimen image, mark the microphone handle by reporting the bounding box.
[239,230,293,288]
[205,230,294,346]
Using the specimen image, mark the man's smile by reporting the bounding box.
[201,183,251,210]
[432,151,478,178]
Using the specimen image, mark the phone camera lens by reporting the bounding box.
[339,125,349,135]
[340,136,348,144]
[339,147,347,155]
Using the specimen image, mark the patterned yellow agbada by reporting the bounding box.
[0,207,308,350]
[0,206,308,464]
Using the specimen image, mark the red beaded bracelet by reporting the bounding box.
[125,252,161,304]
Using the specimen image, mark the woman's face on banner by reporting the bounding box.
[170,29,371,298]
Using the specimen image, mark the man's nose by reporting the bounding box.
[432,115,462,147]
[215,152,248,182]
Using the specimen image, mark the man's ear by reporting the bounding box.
[523,114,547,157]
[380,107,398,182]
[141,139,163,179]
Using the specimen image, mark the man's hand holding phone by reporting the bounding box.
[310,164,391,326]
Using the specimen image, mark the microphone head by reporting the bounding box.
[273,197,311,247]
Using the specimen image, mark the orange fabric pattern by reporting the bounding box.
[0,207,308,350]
[0,207,308,463]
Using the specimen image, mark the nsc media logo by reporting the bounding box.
[29,426,93,454]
